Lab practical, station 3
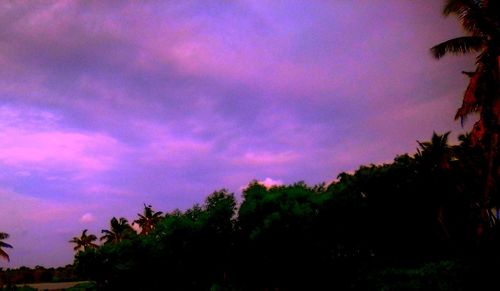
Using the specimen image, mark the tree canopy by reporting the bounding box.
[69,132,500,290]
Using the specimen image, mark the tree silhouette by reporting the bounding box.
[101,217,134,244]
[69,229,98,252]
[431,0,500,235]
[133,204,163,235]
[417,131,453,170]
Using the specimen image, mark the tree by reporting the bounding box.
[101,217,134,244]
[69,229,98,252]
[416,132,460,241]
[431,0,500,235]
[416,132,452,170]
[133,204,163,235]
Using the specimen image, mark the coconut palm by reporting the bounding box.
[133,204,163,235]
[416,133,455,237]
[69,229,98,252]
[431,0,500,234]
[0,232,13,261]
[416,131,453,170]
[101,217,134,244]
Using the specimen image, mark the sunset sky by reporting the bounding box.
[0,1,474,267]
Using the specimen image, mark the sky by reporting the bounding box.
[0,1,476,268]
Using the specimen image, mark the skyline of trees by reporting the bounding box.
[65,129,500,290]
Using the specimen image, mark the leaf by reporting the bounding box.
[443,0,495,35]
[0,249,9,262]
[455,69,481,121]
[431,36,484,59]
[0,241,13,249]
[443,0,471,16]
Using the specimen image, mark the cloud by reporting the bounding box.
[234,151,298,167]
[258,177,283,188]
[79,213,95,223]
[0,105,127,176]
[0,188,75,225]
[0,188,88,267]
[239,177,283,191]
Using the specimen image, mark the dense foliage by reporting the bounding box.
[70,133,500,290]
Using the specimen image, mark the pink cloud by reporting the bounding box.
[83,184,137,198]
[258,177,283,188]
[99,3,341,96]
[132,121,214,166]
[0,188,79,225]
[79,213,95,223]
[139,26,340,96]
[239,177,283,191]
[142,137,213,168]
[0,106,126,175]
[235,151,298,167]
[367,92,470,146]
[0,188,99,267]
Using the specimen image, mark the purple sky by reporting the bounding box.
[0,1,475,268]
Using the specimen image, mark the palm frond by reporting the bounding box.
[431,36,484,58]
[0,249,10,261]
[443,0,471,16]
[101,229,113,235]
[460,7,496,35]
[455,69,481,120]
[0,241,13,249]
[443,0,497,35]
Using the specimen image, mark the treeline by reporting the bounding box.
[0,265,78,288]
[71,132,500,290]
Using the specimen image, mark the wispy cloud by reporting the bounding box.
[0,106,126,176]
[236,151,298,167]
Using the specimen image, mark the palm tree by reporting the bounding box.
[416,131,453,170]
[416,132,455,239]
[69,229,98,252]
[431,0,500,235]
[101,217,134,244]
[133,204,163,235]
[0,232,13,261]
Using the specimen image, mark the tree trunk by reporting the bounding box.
[478,55,500,236]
